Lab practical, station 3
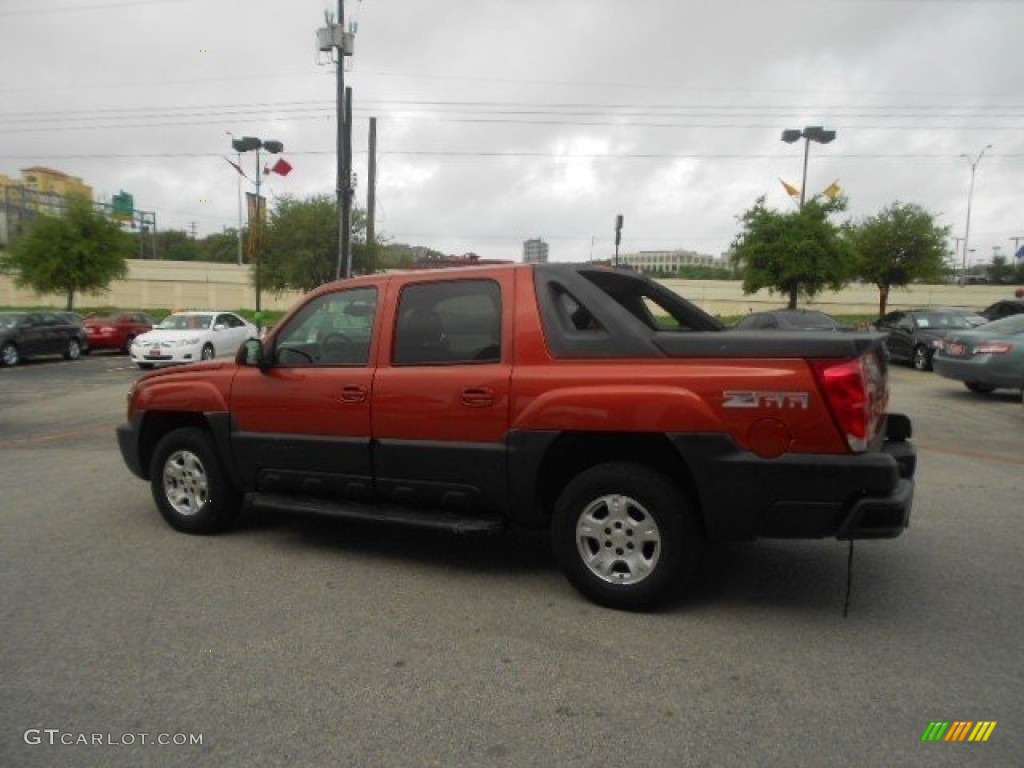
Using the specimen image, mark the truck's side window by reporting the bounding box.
[394,280,502,365]
[553,287,604,332]
[274,287,377,366]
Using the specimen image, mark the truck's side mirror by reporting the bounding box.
[238,337,267,368]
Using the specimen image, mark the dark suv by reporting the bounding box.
[980,299,1024,322]
[873,308,984,371]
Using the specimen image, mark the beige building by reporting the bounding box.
[620,249,717,274]
[1,166,96,246]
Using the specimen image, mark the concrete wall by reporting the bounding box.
[659,278,1014,317]
[0,259,304,311]
[0,258,1015,316]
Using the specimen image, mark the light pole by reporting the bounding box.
[960,144,992,280]
[230,136,284,314]
[781,126,836,208]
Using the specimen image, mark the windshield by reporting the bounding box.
[0,313,28,329]
[157,314,213,331]
[785,312,837,330]
[0,313,27,329]
[915,312,978,330]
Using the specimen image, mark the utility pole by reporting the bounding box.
[342,86,353,279]
[953,237,965,279]
[960,145,993,282]
[367,116,377,255]
[319,2,354,280]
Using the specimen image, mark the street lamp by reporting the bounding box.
[960,144,992,281]
[781,126,836,208]
[230,136,284,314]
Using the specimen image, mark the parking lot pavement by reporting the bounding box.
[1,360,1021,767]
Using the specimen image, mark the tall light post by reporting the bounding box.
[781,126,836,208]
[960,144,993,280]
[230,136,284,314]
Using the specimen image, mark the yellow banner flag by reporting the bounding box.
[779,178,800,197]
[822,180,842,200]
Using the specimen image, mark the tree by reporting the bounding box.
[730,196,851,309]
[0,195,131,309]
[154,229,200,261]
[197,231,241,264]
[987,254,1012,285]
[259,194,371,294]
[845,202,949,318]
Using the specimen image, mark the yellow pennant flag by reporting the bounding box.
[779,178,800,197]
[822,180,842,200]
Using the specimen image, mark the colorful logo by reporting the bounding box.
[921,721,997,742]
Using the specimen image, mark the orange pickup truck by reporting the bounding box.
[117,264,915,610]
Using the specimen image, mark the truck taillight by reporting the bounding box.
[810,355,886,453]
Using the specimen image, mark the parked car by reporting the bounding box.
[980,299,1024,322]
[932,314,1024,393]
[129,311,257,369]
[84,312,157,353]
[932,307,988,327]
[733,309,847,332]
[0,311,87,366]
[55,311,89,352]
[873,308,986,371]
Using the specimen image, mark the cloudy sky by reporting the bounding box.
[1,0,1021,267]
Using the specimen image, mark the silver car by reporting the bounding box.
[932,315,1024,394]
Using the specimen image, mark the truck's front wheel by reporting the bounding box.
[552,462,700,611]
[150,427,242,534]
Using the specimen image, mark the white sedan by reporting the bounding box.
[130,311,258,370]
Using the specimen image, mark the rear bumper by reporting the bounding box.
[933,357,1021,389]
[670,413,916,542]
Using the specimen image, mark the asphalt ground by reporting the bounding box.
[1,351,1022,767]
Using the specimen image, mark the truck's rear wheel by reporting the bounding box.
[150,427,242,534]
[552,462,700,611]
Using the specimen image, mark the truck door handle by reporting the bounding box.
[340,384,368,403]
[461,387,495,407]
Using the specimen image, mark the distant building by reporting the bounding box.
[619,249,717,274]
[523,238,549,264]
[1,167,95,246]
[20,166,93,201]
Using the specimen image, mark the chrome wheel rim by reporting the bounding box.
[68,340,80,359]
[2,345,17,366]
[162,449,209,517]
[576,494,661,585]
[913,347,928,369]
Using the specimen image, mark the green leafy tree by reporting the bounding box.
[0,195,131,309]
[198,231,242,264]
[987,254,1012,285]
[154,229,200,261]
[730,196,852,309]
[845,202,950,318]
[259,194,371,294]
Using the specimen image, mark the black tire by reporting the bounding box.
[149,427,242,534]
[964,381,996,394]
[552,462,701,611]
[200,343,215,361]
[137,362,154,370]
[912,344,932,371]
[1,342,19,367]
[63,338,82,360]
[123,335,135,354]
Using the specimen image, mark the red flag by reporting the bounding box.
[269,158,292,176]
